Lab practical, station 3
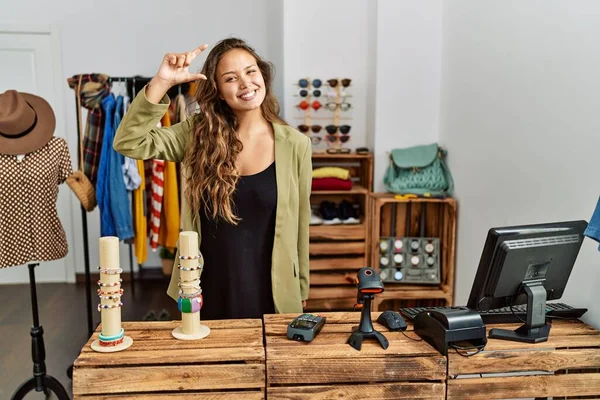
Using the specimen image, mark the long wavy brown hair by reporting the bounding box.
[183,38,286,225]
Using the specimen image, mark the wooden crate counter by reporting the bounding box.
[73,319,265,399]
[264,312,446,399]
[447,319,600,399]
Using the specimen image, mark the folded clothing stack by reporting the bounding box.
[312,167,353,191]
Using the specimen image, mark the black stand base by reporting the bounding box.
[11,375,70,400]
[489,323,551,344]
[347,296,389,351]
[348,329,389,351]
[10,264,70,400]
[489,280,552,344]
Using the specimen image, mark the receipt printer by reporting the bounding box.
[414,307,487,355]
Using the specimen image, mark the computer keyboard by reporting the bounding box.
[400,302,588,324]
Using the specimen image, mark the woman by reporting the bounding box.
[114,38,311,319]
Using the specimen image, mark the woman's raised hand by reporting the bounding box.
[147,44,209,103]
[155,44,209,87]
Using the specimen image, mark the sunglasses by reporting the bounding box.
[297,101,322,111]
[325,125,351,134]
[311,136,322,145]
[298,124,323,133]
[326,147,351,154]
[298,88,322,97]
[298,78,323,88]
[296,100,309,110]
[326,134,351,143]
[327,78,352,88]
[324,102,352,112]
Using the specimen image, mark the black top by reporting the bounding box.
[199,162,277,320]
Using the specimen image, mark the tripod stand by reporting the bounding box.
[347,293,389,351]
[10,263,70,400]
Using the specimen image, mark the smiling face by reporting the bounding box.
[216,48,266,115]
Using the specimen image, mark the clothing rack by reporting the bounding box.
[71,75,190,333]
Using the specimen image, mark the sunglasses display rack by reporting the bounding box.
[294,77,353,154]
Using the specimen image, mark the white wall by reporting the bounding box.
[282,0,372,151]
[0,0,277,276]
[440,0,600,327]
[373,0,443,192]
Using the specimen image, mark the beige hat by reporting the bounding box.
[0,90,56,155]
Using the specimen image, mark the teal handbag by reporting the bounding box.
[383,143,454,196]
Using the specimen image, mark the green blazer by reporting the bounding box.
[113,88,312,314]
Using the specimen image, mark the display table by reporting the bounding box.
[264,312,446,400]
[72,319,265,399]
[447,319,600,399]
[72,314,600,399]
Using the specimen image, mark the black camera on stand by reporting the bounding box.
[347,267,389,351]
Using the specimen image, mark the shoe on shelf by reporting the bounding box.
[319,201,341,225]
[158,309,171,321]
[310,208,323,225]
[143,310,157,321]
[340,200,360,224]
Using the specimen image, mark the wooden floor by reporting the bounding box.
[0,276,177,399]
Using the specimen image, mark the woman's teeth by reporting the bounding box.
[240,90,257,100]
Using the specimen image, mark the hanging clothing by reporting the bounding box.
[133,159,148,264]
[67,73,110,185]
[0,137,73,268]
[149,159,165,251]
[96,94,134,240]
[158,111,180,251]
[121,93,141,191]
[584,196,600,251]
[122,157,141,191]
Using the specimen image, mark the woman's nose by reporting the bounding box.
[241,78,253,89]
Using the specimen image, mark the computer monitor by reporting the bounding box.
[467,220,588,343]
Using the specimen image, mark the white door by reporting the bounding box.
[0,25,74,283]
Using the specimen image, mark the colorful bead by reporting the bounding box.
[178,297,192,313]
[177,296,202,313]
[192,295,203,313]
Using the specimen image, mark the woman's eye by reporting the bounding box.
[226,77,235,82]
[248,70,256,74]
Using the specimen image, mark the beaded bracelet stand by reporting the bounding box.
[172,231,211,340]
[91,237,133,352]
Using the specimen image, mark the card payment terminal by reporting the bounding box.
[287,314,326,342]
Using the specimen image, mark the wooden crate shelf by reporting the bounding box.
[369,193,457,310]
[265,312,446,399]
[310,256,365,271]
[447,319,600,399]
[72,320,265,399]
[307,153,373,312]
[309,241,365,256]
[309,222,366,240]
